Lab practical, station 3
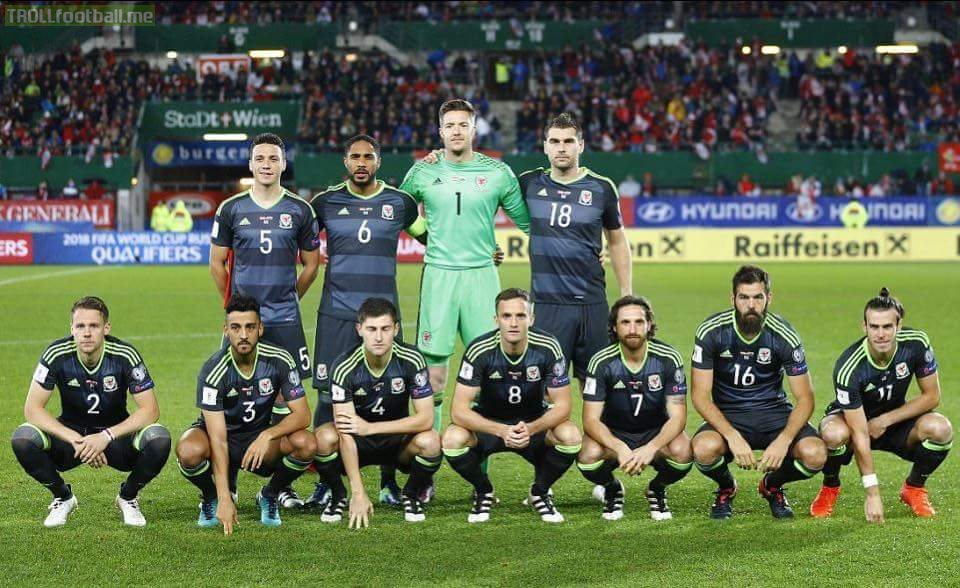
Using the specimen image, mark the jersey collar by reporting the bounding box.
[547,166,590,185]
[862,337,898,370]
[732,310,764,345]
[363,344,394,378]
[618,342,648,375]
[76,343,105,375]
[248,187,289,210]
[229,344,259,380]
[498,332,529,366]
[347,180,385,200]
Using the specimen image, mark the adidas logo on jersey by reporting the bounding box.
[613,381,626,389]
[67,378,80,387]
[227,388,239,397]
[239,217,251,226]
[354,388,366,396]
[338,207,349,216]
[537,188,548,196]
[432,177,443,185]
[490,371,502,379]
[720,350,733,358]
[865,382,877,392]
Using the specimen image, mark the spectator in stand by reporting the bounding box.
[618,174,641,198]
[914,162,933,196]
[62,178,80,200]
[83,179,105,200]
[868,174,893,197]
[797,176,821,220]
[641,172,658,197]
[737,173,760,197]
[932,171,956,195]
[0,182,7,200]
[37,180,50,200]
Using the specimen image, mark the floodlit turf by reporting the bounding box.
[0,262,957,586]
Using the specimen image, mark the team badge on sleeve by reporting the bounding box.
[289,371,301,386]
[33,363,49,384]
[459,361,474,380]
[415,370,428,388]
[792,347,805,363]
[674,369,685,384]
[692,345,703,363]
[925,349,934,363]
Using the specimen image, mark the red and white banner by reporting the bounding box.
[939,143,960,174]
[0,232,34,265]
[0,200,115,228]
[149,191,230,219]
[196,54,252,82]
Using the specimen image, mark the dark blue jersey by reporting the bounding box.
[691,309,808,412]
[330,342,432,423]
[33,335,155,429]
[583,340,686,433]
[456,328,570,422]
[311,181,422,321]
[518,167,622,304]
[211,189,320,326]
[829,328,937,419]
[195,342,306,434]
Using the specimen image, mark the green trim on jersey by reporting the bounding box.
[346,180,386,199]
[229,345,259,380]
[619,343,648,375]
[732,316,763,345]
[43,340,77,364]
[104,341,142,366]
[546,167,590,185]
[258,342,297,369]
[896,329,931,346]
[528,331,563,359]
[588,344,620,374]
[465,332,500,362]
[837,344,868,388]
[862,338,897,370]
[584,168,620,199]
[363,347,393,379]
[332,346,365,385]
[77,346,106,376]
[649,341,684,368]
[205,354,232,387]
[696,310,734,340]
[765,314,802,347]
[394,344,427,371]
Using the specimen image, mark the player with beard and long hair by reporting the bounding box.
[689,266,827,520]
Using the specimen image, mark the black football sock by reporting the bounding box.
[380,463,398,489]
[121,426,171,499]
[444,446,491,493]
[263,455,312,498]
[12,425,71,500]
[178,459,217,501]
[696,456,736,490]
[403,454,442,498]
[532,443,580,496]
[314,451,347,500]
[649,457,693,491]
[766,457,820,488]
[577,459,618,490]
[906,439,952,487]
[821,444,852,488]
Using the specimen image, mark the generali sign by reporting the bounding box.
[0,200,115,228]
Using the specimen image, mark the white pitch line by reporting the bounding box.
[0,267,113,287]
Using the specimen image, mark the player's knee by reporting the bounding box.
[553,421,582,446]
[577,436,605,463]
[139,424,171,454]
[667,434,693,463]
[692,433,725,463]
[441,425,470,450]
[919,413,953,443]
[288,430,317,459]
[314,424,339,454]
[11,424,46,456]
[175,439,207,467]
[797,438,827,470]
[414,430,442,457]
[819,419,850,449]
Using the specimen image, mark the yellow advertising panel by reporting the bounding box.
[495,228,960,263]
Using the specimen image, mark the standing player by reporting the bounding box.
[577,296,692,521]
[442,288,582,523]
[307,134,428,507]
[401,99,531,431]
[11,296,171,528]
[518,113,632,389]
[209,132,321,508]
[811,288,952,521]
[311,298,440,527]
[690,266,826,519]
[175,295,316,533]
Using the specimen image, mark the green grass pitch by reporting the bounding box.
[0,262,957,586]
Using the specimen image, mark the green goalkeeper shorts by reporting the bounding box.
[416,264,501,366]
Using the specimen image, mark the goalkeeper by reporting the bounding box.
[401,99,531,431]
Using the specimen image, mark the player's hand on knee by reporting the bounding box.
[864,493,884,524]
[241,433,272,471]
[218,499,238,535]
[726,433,754,469]
[758,437,789,472]
[867,417,888,440]
[349,491,373,529]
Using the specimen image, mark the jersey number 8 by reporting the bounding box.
[508,385,523,404]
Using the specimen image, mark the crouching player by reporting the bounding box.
[12,296,170,528]
[442,288,582,523]
[312,298,440,527]
[176,295,316,533]
[577,296,692,521]
[812,288,952,521]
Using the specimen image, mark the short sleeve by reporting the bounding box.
[280,367,306,402]
[297,206,321,251]
[126,358,155,395]
[692,328,716,370]
[400,164,424,202]
[832,356,862,410]
[913,341,938,379]
[456,349,486,387]
[663,357,687,396]
[582,365,607,402]
[546,351,570,389]
[601,180,623,230]
[408,365,433,400]
[211,200,234,247]
[311,194,326,232]
[778,337,808,377]
[196,371,224,411]
[32,352,58,391]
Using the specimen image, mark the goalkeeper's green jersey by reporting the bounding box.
[400,153,530,269]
